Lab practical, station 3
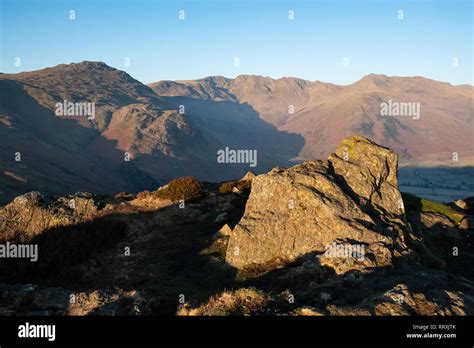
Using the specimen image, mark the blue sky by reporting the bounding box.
[1,0,472,85]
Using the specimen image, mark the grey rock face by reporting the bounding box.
[226,135,412,273]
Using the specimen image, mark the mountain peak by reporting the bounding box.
[356,73,390,85]
[1,61,120,80]
[67,61,113,69]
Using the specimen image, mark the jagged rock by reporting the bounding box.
[294,306,324,316]
[232,187,243,194]
[218,224,233,236]
[13,191,45,206]
[213,224,234,239]
[241,171,256,182]
[454,197,474,212]
[226,136,412,272]
[0,191,104,241]
[339,283,474,316]
[115,192,135,201]
[419,212,463,241]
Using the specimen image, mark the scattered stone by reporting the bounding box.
[115,192,135,201]
[454,197,474,212]
[459,216,474,230]
[232,187,243,194]
[294,306,324,316]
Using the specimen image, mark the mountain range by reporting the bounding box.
[0,61,472,204]
[150,72,473,163]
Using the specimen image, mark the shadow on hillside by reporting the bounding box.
[235,246,474,315]
[0,192,247,314]
[0,79,159,205]
[1,79,305,205]
[1,188,473,315]
[160,96,305,170]
[0,215,128,286]
[402,193,474,280]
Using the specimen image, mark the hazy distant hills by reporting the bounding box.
[0,61,472,203]
[151,73,474,164]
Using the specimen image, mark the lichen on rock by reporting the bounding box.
[226,135,414,273]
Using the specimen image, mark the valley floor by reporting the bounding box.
[399,166,474,202]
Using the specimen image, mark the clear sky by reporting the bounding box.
[1,0,472,85]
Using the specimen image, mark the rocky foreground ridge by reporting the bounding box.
[0,136,473,316]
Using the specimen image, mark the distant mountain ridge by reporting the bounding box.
[0,61,472,204]
[0,62,301,203]
[150,73,473,163]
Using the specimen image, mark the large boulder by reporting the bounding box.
[0,191,105,242]
[226,135,412,273]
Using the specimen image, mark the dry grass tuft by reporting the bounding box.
[153,176,203,202]
[177,287,269,316]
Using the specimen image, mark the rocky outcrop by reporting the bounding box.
[226,136,413,272]
[0,135,472,317]
[454,197,474,213]
[326,282,474,316]
[459,216,474,230]
[0,191,106,242]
